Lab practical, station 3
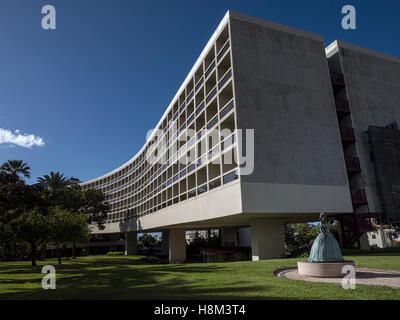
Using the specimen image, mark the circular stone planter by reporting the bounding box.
[297,260,355,278]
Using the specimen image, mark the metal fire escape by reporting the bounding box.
[330,72,373,248]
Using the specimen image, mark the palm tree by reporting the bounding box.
[37,171,74,193]
[68,177,81,184]
[0,160,31,179]
[37,171,82,260]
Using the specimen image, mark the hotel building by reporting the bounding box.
[81,11,400,262]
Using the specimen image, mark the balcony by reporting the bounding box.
[218,69,232,90]
[335,99,350,113]
[351,189,368,206]
[205,87,217,104]
[330,72,345,87]
[205,61,215,79]
[340,126,356,142]
[345,156,361,172]
[217,41,230,62]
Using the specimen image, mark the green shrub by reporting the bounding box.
[284,223,319,258]
[106,251,124,256]
[298,251,309,259]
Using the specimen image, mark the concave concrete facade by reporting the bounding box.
[81,11,400,262]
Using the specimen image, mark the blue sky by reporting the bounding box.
[0,0,399,184]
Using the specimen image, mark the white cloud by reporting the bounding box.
[0,128,45,148]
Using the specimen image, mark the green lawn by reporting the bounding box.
[0,255,399,300]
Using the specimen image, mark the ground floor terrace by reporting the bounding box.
[89,212,340,263]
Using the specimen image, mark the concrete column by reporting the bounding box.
[250,219,284,260]
[161,230,169,256]
[359,233,370,250]
[220,227,237,247]
[169,229,186,263]
[125,231,137,255]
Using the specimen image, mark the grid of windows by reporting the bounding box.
[81,23,239,224]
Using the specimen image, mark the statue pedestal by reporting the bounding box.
[297,260,355,278]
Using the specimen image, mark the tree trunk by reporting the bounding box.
[72,243,76,259]
[56,247,62,265]
[31,243,37,267]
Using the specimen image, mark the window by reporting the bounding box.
[188,189,196,198]
[209,177,221,190]
[197,184,207,195]
[223,170,238,184]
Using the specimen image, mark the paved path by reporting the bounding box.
[275,267,400,288]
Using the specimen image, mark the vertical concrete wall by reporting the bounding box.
[250,219,285,260]
[125,231,137,255]
[220,227,237,246]
[229,13,352,215]
[169,229,186,263]
[161,230,169,256]
[334,41,400,214]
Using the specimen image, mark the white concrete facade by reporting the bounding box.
[80,11,400,261]
[367,229,394,248]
